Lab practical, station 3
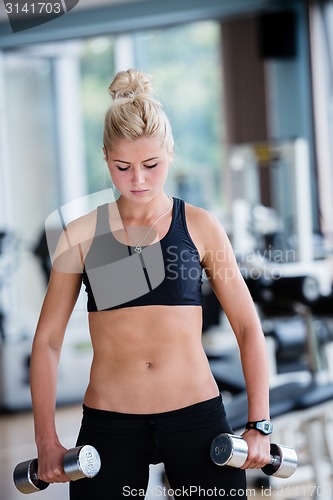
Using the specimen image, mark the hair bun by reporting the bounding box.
[108,68,153,101]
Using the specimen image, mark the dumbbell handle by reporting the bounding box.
[210,433,297,479]
[13,445,101,494]
[270,454,285,467]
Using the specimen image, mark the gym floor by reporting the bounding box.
[1,404,330,500]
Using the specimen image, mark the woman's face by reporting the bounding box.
[105,136,172,203]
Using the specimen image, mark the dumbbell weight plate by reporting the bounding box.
[210,434,297,480]
[210,433,248,468]
[63,445,101,481]
[262,443,298,478]
[13,459,49,494]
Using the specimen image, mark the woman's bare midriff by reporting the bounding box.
[83,305,219,414]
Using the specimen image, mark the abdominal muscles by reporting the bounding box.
[83,305,219,413]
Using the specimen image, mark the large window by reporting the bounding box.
[1,54,59,309]
[79,37,116,192]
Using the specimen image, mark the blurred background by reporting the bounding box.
[1,0,333,498]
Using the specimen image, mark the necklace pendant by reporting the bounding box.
[134,245,142,254]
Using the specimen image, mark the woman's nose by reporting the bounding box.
[132,168,145,185]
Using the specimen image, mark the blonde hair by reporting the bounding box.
[103,69,174,156]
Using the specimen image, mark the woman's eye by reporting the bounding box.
[116,166,130,172]
[145,163,157,169]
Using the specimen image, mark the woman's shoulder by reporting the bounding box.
[183,199,231,252]
[51,208,98,272]
[181,200,228,261]
[65,207,98,246]
[183,200,220,230]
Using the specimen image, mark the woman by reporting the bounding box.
[30,68,271,499]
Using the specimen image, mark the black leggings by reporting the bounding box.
[69,395,247,499]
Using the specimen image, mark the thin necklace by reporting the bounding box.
[123,196,173,254]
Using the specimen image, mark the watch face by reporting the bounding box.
[257,420,273,434]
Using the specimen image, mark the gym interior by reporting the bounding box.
[1,0,333,498]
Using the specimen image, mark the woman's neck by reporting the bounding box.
[116,192,172,225]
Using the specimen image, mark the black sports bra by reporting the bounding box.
[82,197,203,311]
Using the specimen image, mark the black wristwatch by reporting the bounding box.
[245,419,273,435]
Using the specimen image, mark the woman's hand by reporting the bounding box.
[240,429,271,469]
[36,441,70,484]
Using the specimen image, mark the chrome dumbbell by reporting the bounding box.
[13,445,101,494]
[210,433,297,478]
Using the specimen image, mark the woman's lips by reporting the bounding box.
[130,190,148,195]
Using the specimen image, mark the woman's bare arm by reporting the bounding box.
[29,216,89,482]
[30,267,82,482]
[190,207,271,469]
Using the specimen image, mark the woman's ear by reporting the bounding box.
[102,146,108,161]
